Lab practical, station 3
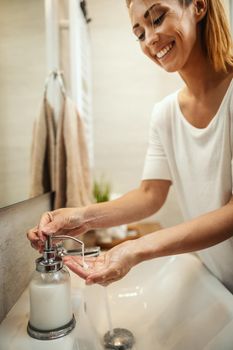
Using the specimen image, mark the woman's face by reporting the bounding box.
[129,0,199,73]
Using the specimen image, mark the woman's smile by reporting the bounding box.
[155,41,175,60]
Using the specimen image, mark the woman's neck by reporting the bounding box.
[180,63,233,102]
[178,40,231,98]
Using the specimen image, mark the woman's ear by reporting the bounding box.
[193,0,207,21]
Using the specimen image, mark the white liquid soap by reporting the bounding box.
[29,269,73,331]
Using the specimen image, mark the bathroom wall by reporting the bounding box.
[0,193,52,323]
[88,0,184,227]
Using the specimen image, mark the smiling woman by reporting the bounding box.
[27,0,233,299]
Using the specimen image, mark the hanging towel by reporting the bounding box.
[29,98,56,197]
[54,100,66,208]
[30,90,92,208]
[54,96,92,208]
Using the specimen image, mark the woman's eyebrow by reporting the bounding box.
[132,3,160,30]
[144,3,160,19]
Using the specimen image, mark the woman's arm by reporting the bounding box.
[83,179,171,229]
[27,179,171,243]
[64,196,233,285]
[136,196,233,263]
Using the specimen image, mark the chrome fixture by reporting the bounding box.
[104,328,135,350]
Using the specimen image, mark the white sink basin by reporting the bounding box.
[84,253,233,350]
[0,253,233,350]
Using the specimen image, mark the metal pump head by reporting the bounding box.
[35,235,100,273]
[35,235,63,273]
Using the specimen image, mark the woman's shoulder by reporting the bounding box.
[150,90,180,127]
[152,91,179,112]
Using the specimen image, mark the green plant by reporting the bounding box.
[93,178,111,203]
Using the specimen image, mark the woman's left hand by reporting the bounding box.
[63,240,140,286]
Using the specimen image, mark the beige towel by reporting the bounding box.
[29,98,56,197]
[30,95,92,208]
[54,96,92,208]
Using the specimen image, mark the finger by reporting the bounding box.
[98,272,123,286]
[64,261,91,280]
[61,226,87,237]
[40,215,70,237]
[99,279,115,287]
[30,241,38,249]
[38,212,53,240]
[86,274,115,286]
[78,255,105,269]
[41,221,62,235]
[27,225,40,240]
[63,257,92,279]
[31,241,44,253]
[86,265,123,285]
[86,268,111,285]
[64,255,97,272]
[29,238,44,251]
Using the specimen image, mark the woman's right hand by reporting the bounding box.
[63,239,141,286]
[27,207,90,250]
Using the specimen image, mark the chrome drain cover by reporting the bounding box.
[104,328,135,349]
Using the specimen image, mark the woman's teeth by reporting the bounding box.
[156,43,173,59]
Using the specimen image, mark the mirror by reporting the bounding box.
[0,0,46,208]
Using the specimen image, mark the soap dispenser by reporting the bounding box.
[27,235,100,340]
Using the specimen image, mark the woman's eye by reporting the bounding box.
[152,13,165,26]
[135,12,165,42]
[137,32,145,41]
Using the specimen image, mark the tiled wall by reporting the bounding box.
[0,193,51,323]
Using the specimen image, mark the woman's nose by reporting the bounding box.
[145,28,159,47]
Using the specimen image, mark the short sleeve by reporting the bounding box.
[142,106,172,181]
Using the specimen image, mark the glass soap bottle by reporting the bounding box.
[27,235,76,340]
[27,235,100,340]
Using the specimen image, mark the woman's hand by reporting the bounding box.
[63,240,140,286]
[27,207,90,250]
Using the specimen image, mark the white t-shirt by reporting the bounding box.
[142,79,233,293]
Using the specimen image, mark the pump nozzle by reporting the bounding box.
[35,235,100,273]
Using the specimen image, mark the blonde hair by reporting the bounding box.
[126,0,233,72]
[203,0,233,72]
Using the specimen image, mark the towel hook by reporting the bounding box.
[44,70,66,99]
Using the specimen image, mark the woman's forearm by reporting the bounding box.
[83,189,158,229]
[134,199,233,264]
[83,180,170,230]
